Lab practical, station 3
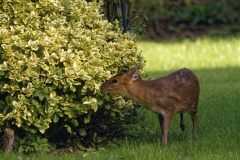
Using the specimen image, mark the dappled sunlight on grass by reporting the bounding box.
[137,37,240,75]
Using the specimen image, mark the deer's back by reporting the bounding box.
[143,68,200,114]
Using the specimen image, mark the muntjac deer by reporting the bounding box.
[100,66,200,147]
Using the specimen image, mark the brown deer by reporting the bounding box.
[100,66,200,147]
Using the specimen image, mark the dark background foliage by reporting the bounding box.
[133,0,240,39]
[100,0,240,39]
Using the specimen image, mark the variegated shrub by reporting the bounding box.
[0,0,146,147]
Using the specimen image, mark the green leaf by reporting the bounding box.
[40,138,48,143]
[19,146,24,154]
[71,119,79,126]
[84,115,90,124]
[39,94,44,101]
[42,147,50,152]
[64,124,72,133]
[48,107,53,113]
[105,105,111,109]
[21,66,28,74]
[76,142,85,150]
[29,129,36,134]
[0,70,4,75]
[53,114,59,123]
[65,111,73,118]
[79,128,86,136]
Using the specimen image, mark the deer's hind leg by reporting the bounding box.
[189,111,198,139]
[180,113,185,131]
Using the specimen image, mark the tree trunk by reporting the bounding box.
[3,128,15,153]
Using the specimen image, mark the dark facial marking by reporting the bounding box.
[111,79,118,84]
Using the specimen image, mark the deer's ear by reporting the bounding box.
[129,66,139,82]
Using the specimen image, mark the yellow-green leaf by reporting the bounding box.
[79,128,86,136]
[84,115,90,124]
[53,114,59,123]
[71,119,79,126]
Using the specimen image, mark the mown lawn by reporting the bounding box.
[1,36,240,159]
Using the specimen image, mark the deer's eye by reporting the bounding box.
[111,79,118,84]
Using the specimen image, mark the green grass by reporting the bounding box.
[1,36,240,159]
[138,37,240,72]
